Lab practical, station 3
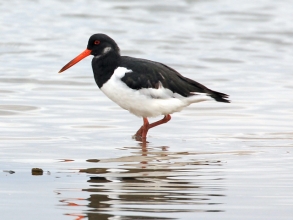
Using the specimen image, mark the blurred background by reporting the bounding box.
[0,0,292,219]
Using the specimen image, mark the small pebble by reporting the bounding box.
[31,168,43,175]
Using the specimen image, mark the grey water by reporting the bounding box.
[1,0,293,219]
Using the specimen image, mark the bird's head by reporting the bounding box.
[58,33,120,73]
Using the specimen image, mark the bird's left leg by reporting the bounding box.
[149,114,171,129]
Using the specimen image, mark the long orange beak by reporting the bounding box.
[58,49,91,73]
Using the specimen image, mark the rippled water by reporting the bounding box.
[1,0,293,219]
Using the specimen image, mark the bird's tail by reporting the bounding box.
[208,90,230,103]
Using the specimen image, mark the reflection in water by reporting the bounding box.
[57,141,225,220]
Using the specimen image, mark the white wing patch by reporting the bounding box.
[113,67,132,78]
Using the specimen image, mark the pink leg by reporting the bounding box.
[149,114,171,129]
[135,117,149,139]
[134,114,172,139]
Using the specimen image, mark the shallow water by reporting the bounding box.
[1,0,293,219]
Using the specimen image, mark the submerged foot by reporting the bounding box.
[132,115,171,141]
[133,124,149,141]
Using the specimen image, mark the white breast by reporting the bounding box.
[100,67,210,118]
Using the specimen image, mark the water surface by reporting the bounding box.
[1,0,293,219]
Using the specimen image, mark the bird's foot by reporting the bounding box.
[133,115,171,141]
[133,125,149,141]
[133,117,150,141]
[134,126,144,137]
[132,135,147,142]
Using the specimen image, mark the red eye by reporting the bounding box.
[94,40,100,45]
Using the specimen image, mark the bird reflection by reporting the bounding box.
[58,141,225,220]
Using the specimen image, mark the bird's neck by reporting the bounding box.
[91,51,121,88]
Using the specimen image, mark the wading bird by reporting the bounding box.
[59,34,229,139]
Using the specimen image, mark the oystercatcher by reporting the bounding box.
[59,34,229,139]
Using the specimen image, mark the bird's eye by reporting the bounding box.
[94,40,100,45]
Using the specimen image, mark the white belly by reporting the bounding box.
[100,67,210,118]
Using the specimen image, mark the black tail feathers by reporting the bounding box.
[209,90,230,103]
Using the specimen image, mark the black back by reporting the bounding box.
[119,56,230,103]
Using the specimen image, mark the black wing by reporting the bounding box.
[120,56,229,103]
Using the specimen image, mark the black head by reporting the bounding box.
[87,33,120,57]
[59,33,120,73]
